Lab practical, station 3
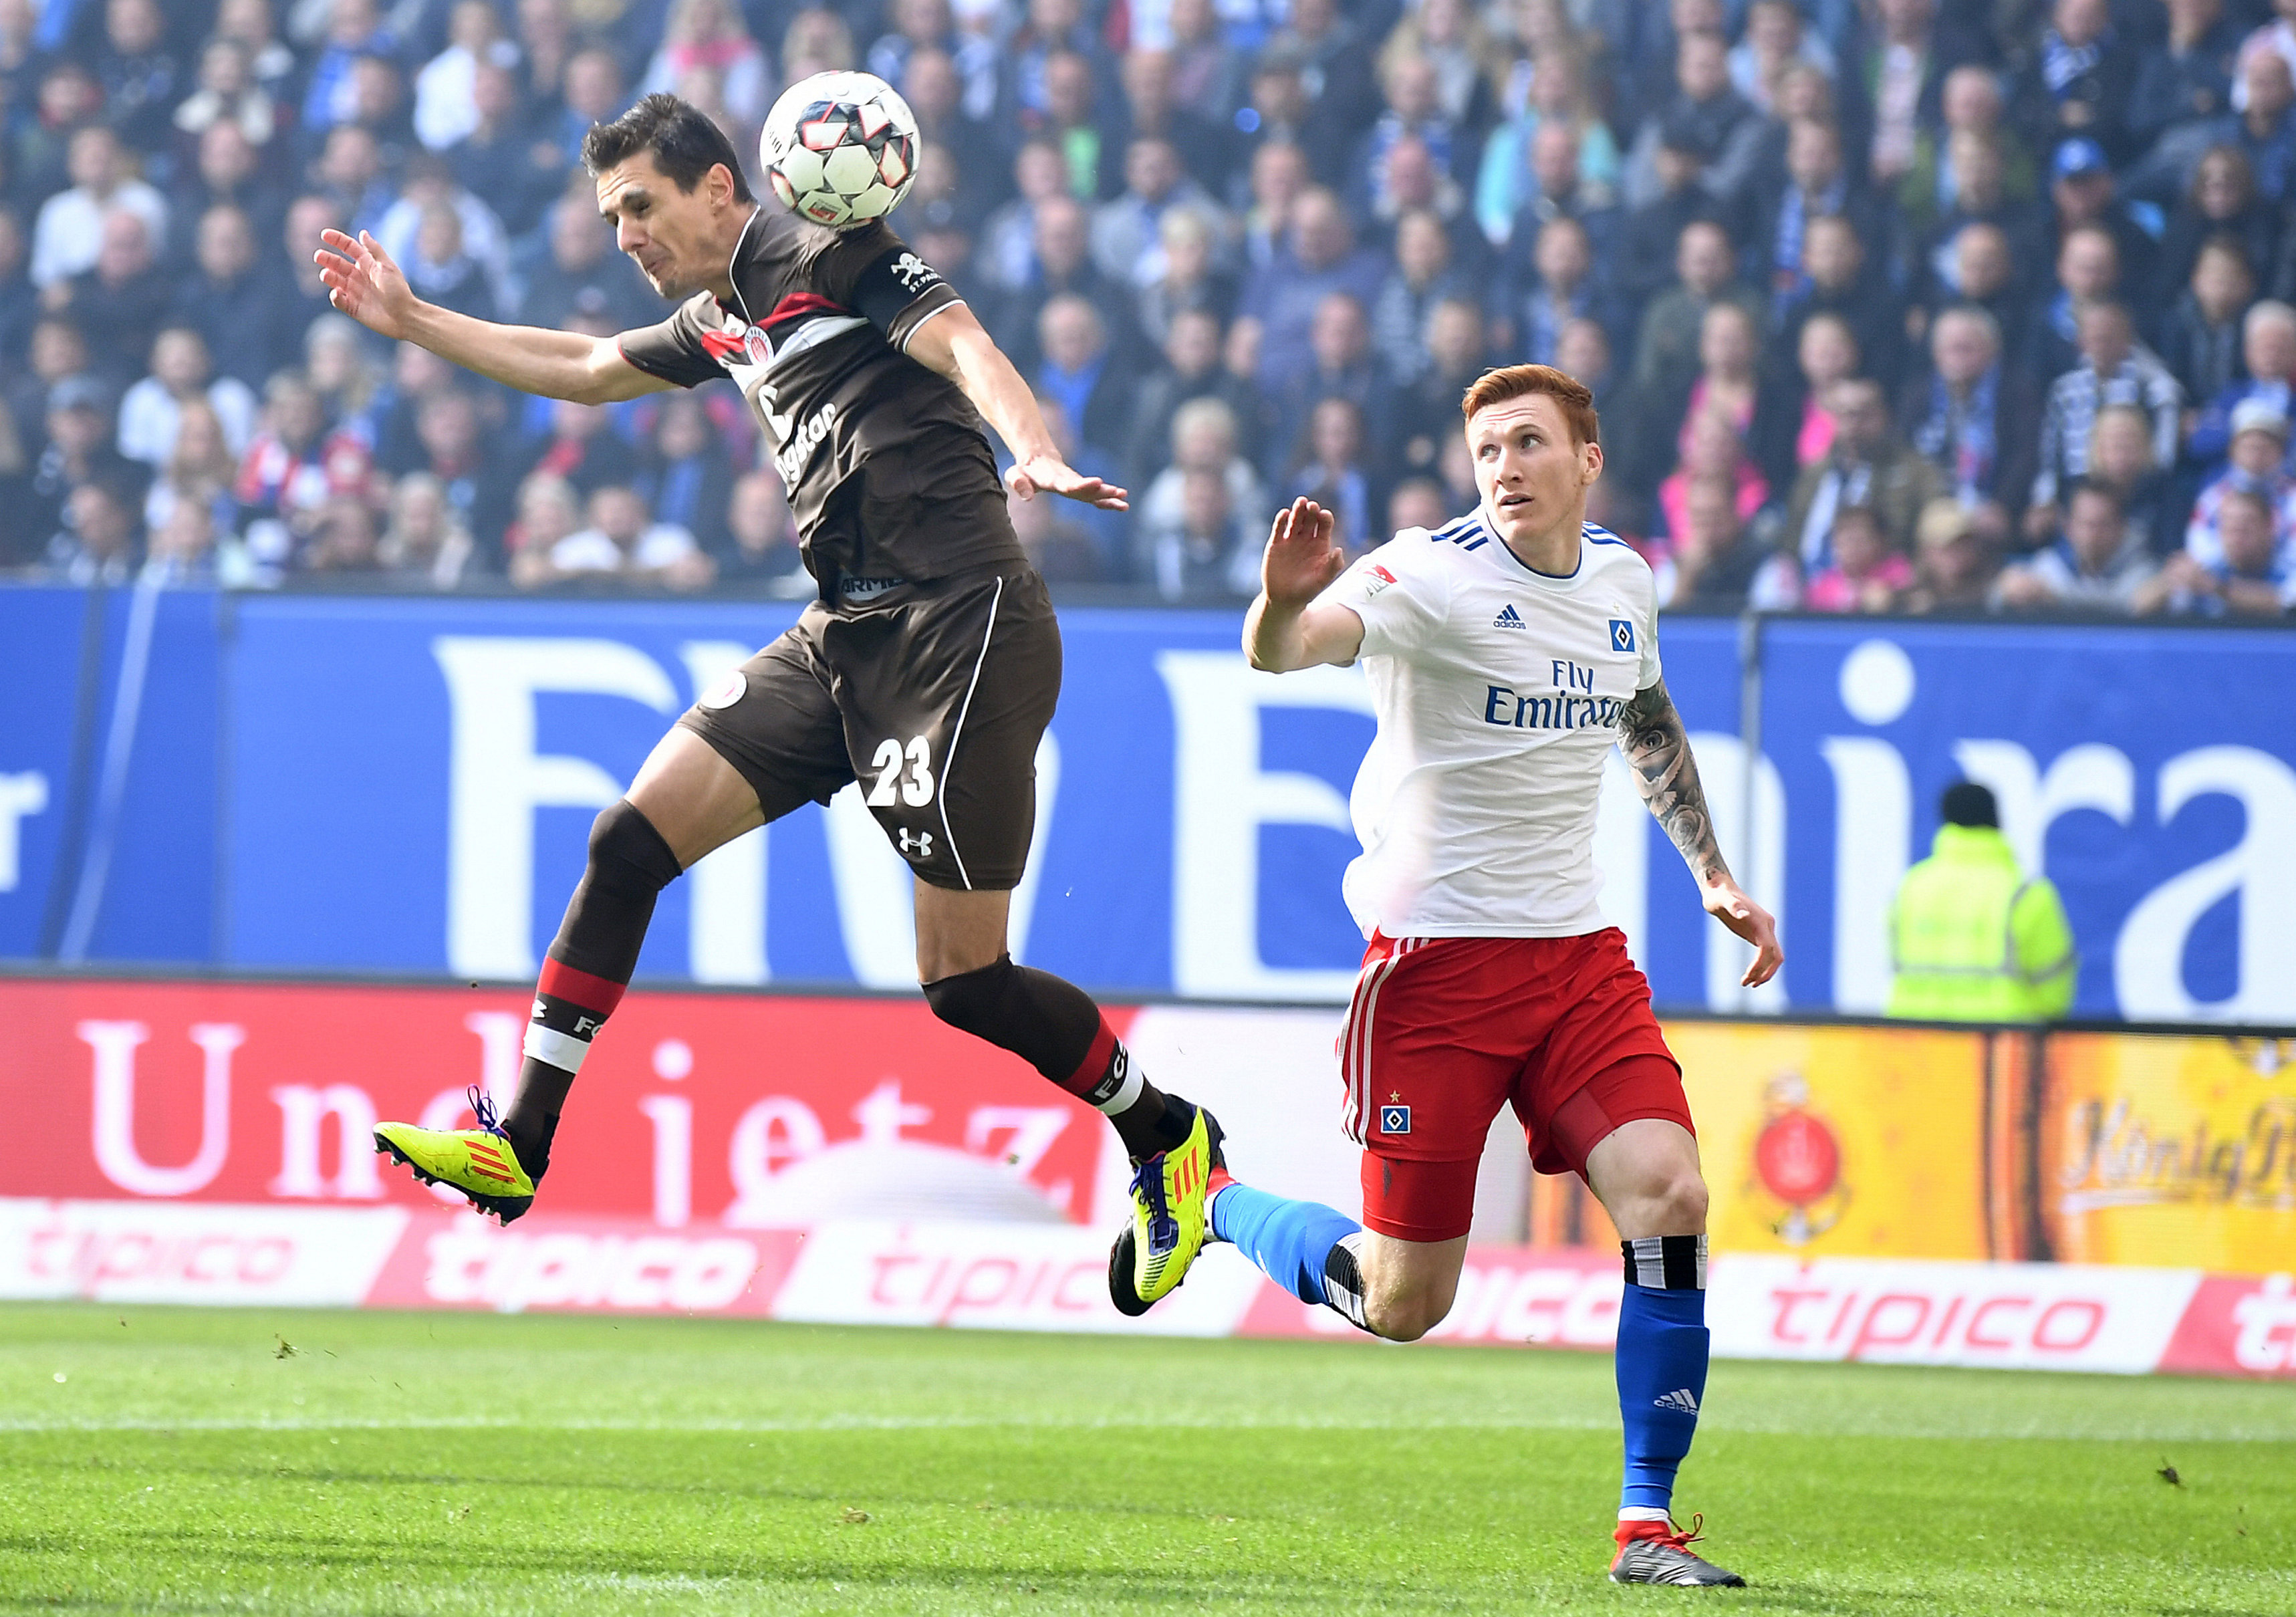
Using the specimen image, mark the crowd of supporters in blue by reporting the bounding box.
[2,0,2293,614]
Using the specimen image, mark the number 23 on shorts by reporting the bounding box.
[866,735,936,807]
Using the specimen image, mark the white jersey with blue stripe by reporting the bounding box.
[1311,510,1662,940]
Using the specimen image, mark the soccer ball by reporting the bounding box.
[760,70,919,230]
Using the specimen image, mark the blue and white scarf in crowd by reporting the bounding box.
[2040,27,2106,98]
[1913,366,2001,499]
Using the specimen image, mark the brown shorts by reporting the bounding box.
[678,564,1060,891]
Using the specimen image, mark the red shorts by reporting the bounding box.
[1337,928,1691,1243]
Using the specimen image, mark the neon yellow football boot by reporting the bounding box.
[374,1087,538,1223]
[1110,1105,1224,1312]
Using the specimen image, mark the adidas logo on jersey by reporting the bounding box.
[1493,604,1525,629]
[1653,1388,1700,1414]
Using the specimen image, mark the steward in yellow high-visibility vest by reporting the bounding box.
[1886,781,2077,1023]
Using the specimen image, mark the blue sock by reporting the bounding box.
[1208,1182,1362,1305]
[1615,1235,1710,1518]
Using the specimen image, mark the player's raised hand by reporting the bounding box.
[1262,497,1345,608]
[315,229,417,342]
[1701,876,1783,988]
[1007,455,1128,511]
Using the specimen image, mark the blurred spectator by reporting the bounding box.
[2131,0,2245,157]
[2160,235,2259,412]
[1664,301,1787,495]
[1754,120,1886,327]
[2157,146,2279,308]
[1896,66,2035,243]
[1164,0,1250,128]
[1631,219,1760,401]
[1904,304,2042,508]
[1620,30,1764,220]
[1135,205,1236,350]
[2025,219,2122,385]
[303,316,384,442]
[1900,496,2005,612]
[1284,395,1374,555]
[1137,395,1267,590]
[1035,293,1133,467]
[418,2,523,152]
[515,483,716,590]
[1730,0,1835,116]
[1658,402,1767,544]
[1801,503,1912,611]
[1269,289,1388,481]
[641,0,771,130]
[1387,475,1450,536]
[1008,481,1102,581]
[524,395,642,499]
[30,124,167,289]
[1117,45,1233,191]
[301,495,382,576]
[0,209,31,366]
[2014,0,2140,164]
[2202,48,2296,207]
[1148,464,1263,598]
[1094,138,1220,290]
[1658,469,1774,609]
[715,468,804,584]
[172,37,279,160]
[172,205,271,387]
[410,389,514,550]
[1238,186,1385,393]
[235,372,374,577]
[519,191,650,330]
[1785,312,1862,477]
[785,9,863,84]
[989,193,1142,373]
[116,327,257,468]
[378,472,477,589]
[1264,0,1380,174]
[91,0,180,156]
[1997,477,2160,608]
[143,397,240,540]
[1511,214,1614,372]
[302,0,394,136]
[267,197,350,381]
[1391,295,1489,485]
[636,393,734,554]
[2029,301,2182,537]
[979,139,1074,296]
[1782,376,1943,576]
[2083,402,2181,554]
[374,158,510,318]
[450,61,569,237]
[46,474,142,584]
[2186,297,2296,468]
[2147,483,2295,613]
[53,211,169,379]
[1774,213,1906,392]
[1130,305,1266,488]
[2185,396,2296,565]
[27,376,142,562]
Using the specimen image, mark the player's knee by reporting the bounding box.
[920,954,1013,1037]
[1362,1271,1457,1342]
[1650,1165,1708,1234]
[588,801,682,891]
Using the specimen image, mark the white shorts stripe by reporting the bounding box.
[522,1023,592,1076]
[935,574,1005,892]
[1339,937,1419,1145]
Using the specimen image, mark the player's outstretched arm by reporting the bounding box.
[1616,679,1783,988]
[315,229,668,406]
[1245,498,1365,672]
[904,303,1128,510]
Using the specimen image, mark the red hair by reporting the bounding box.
[1460,364,1600,446]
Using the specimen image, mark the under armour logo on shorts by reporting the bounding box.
[1380,1104,1410,1134]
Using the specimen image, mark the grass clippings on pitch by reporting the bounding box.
[0,1303,2290,1615]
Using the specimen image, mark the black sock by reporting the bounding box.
[506,801,682,1176]
[921,955,1192,1158]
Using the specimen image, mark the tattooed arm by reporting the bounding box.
[1616,679,1784,988]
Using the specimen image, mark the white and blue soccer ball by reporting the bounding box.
[760,70,919,230]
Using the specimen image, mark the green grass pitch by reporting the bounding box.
[1,1304,2291,1614]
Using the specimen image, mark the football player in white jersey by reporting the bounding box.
[1110,364,1781,1587]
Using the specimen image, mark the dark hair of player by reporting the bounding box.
[1460,363,1600,447]
[581,93,755,204]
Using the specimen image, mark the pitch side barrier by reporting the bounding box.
[0,582,2291,1019]
[0,972,2287,1378]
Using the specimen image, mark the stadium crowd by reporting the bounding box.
[1,0,2293,615]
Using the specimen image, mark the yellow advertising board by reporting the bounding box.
[1671,1022,1994,1262]
[2039,1033,2296,1271]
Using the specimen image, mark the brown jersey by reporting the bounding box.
[617,206,1019,584]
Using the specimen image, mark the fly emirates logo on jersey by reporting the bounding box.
[1478,620,1644,735]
